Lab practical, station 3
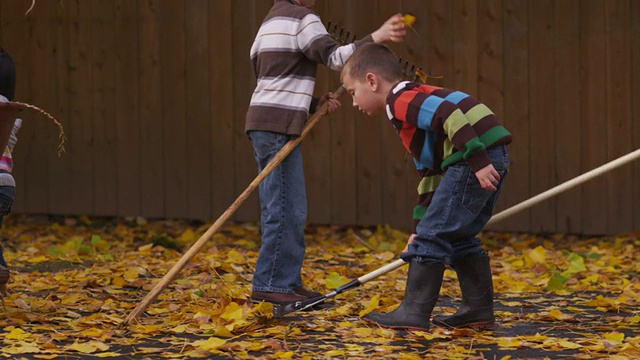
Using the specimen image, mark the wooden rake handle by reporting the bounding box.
[123,85,345,325]
[359,147,640,282]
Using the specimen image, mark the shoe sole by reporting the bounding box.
[433,320,495,330]
[363,317,431,332]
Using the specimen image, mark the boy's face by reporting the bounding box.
[342,72,385,116]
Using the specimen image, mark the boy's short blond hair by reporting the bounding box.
[342,43,403,83]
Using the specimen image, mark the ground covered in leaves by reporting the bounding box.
[0,214,639,359]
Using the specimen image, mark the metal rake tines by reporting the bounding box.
[399,57,429,84]
[326,20,357,45]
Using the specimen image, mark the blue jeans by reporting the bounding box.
[402,145,510,264]
[0,186,15,267]
[248,131,307,293]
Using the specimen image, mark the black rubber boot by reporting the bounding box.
[364,261,445,331]
[433,252,495,329]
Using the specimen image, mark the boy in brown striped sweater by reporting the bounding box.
[246,0,406,306]
[341,43,512,331]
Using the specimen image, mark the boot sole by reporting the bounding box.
[433,320,495,330]
[363,317,431,332]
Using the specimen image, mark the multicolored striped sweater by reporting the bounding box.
[245,0,372,136]
[385,81,512,229]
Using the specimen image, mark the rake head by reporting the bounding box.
[325,21,434,84]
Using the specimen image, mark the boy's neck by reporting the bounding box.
[377,79,399,102]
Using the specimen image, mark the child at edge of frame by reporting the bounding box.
[245,0,407,307]
[0,46,22,301]
[340,42,512,331]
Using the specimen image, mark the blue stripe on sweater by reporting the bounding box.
[417,96,445,130]
[444,91,468,105]
[418,130,437,170]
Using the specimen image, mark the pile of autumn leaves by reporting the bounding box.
[1,215,639,359]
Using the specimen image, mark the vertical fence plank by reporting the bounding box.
[426,0,454,87]
[114,0,140,216]
[502,0,530,232]
[92,0,117,216]
[580,0,608,234]
[554,0,582,233]
[378,0,411,230]
[47,1,72,215]
[528,0,556,233]
[633,0,640,230]
[477,0,505,229]
[326,3,357,225]
[22,1,52,214]
[605,0,633,233]
[1,1,28,213]
[301,0,331,225]
[209,1,235,219]
[184,0,211,220]
[351,0,384,225]
[160,0,187,218]
[230,0,267,222]
[452,0,478,94]
[138,0,164,218]
[67,0,95,214]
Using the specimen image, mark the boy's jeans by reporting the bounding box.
[403,145,510,264]
[0,185,15,267]
[248,131,306,294]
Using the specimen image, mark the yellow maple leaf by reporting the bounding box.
[5,328,31,340]
[221,302,244,321]
[556,339,581,349]
[192,337,227,351]
[2,342,41,354]
[325,272,349,289]
[26,255,49,264]
[275,351,294,359]
[497,337,523,348]
[604,331,625,343]
[352,327,373,338]
[325,350,346,357]
[68,341,109,354]
[359,294,380,317]
[123,268,139,281]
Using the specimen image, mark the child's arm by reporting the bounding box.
[297,14,405,71]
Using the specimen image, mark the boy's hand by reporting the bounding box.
[401,234,417,253]
[372,14,407,43]
[318,92,341,114]
[475,164,500,191]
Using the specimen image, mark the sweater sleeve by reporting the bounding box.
[393,89,491,172]
[296,13,373,70]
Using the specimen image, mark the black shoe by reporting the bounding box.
[432,252,495,329]
[364,261,445,331]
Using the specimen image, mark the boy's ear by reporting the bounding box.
[365,72,378,92]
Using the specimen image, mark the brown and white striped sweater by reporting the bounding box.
[245,0,372,136]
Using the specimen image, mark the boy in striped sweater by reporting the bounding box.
[341,43,512,331]
[0,47,21,300]
[246,0,406,306]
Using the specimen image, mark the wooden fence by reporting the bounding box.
[0,0,638,235]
